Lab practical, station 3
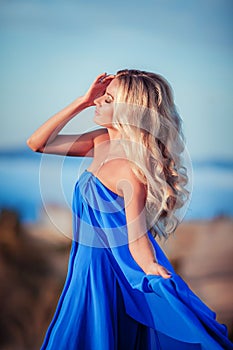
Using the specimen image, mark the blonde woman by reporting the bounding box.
[27,70,232,349]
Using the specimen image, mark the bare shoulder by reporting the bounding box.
[93,128,109,145]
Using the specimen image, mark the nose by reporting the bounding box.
[94,95,103,106]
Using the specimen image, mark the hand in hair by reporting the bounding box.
[83,72,115,107]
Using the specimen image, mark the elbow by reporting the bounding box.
[26,138,43,153]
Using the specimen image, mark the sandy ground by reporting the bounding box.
[0,208,232,349]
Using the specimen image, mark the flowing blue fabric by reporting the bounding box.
[41,170,233,350]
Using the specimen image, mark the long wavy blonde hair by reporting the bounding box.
[112,69,190,239]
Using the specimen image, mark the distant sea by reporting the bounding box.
[0,147,233,223]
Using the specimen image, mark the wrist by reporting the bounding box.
[129,246,157,272]
[79,95,95,108]
[75,96,92,109]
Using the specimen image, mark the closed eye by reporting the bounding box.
[105,95,113,103]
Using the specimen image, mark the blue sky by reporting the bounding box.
[1,0,233,160]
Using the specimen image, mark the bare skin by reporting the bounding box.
[27,72,171,278]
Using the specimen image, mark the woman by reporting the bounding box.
[27,70,232,349]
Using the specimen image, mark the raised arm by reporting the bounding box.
[27,73,114,156]
[121,170,171,278]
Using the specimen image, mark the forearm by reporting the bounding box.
[27,96,89,152]
[128,234,157,273]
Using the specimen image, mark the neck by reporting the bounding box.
[106,127,121,141]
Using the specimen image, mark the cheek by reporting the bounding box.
[102,104,114,118]
[94,105,114,126]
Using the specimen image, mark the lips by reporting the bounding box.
[95,108,100,115]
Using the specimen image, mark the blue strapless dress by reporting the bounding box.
[41,170,233,350]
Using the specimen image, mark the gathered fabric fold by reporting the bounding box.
[41,170,233,350]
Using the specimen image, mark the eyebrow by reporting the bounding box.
[106,91,114,99]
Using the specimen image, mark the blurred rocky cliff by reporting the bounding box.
[0,209,70,350]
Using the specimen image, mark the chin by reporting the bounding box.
[93,116,112,128]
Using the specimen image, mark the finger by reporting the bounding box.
[94,72,107,84]
[100,76,115,88]
[159,266,172,279]
[104,74,115,80]
[100,74,115,84]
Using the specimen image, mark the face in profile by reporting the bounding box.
[93,79,118,128]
